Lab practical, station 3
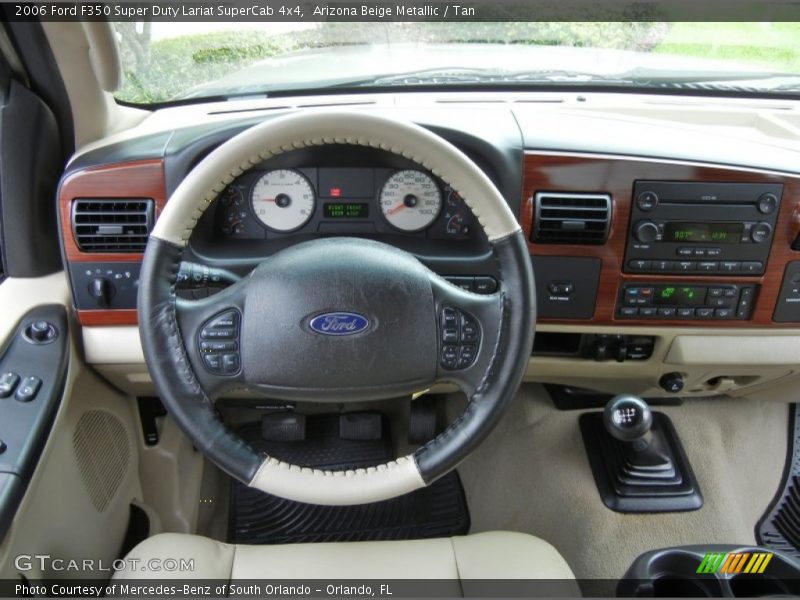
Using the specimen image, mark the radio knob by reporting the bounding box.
[750,221,773,243]
[757,193,778,214]
[634,221,659,243]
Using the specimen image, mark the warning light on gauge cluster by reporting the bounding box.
[329,187,342,198]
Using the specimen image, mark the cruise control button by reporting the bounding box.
[200,328,235,339]
[203,354,223,371]
[0,372,20,398]
[209,311,238,328]
[222,354,240,374]
[15,376,41,402]
[200,340,237,352]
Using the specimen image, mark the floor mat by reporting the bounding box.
[229,414,469,544]
[757,403,800,558]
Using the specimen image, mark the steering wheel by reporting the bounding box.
[138,112,535,506]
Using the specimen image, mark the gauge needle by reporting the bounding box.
[387,203,406,215]
[260,198,276,202]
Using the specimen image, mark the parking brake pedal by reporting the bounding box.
[339,412,383,441]
[261,412,306,442]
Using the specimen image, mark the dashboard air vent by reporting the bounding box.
[72,199,154,253]
[531,192,611,245]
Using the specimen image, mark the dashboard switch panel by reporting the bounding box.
[439,307,481,370]
[68,262,141,311]
[532,256,601,319]
[773,261,800,322]
[198,310,242,376]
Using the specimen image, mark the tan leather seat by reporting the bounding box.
[115,531,576,583]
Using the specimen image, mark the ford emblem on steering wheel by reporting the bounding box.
[308,312,371,336]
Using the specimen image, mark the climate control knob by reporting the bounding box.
[633,221,659,244]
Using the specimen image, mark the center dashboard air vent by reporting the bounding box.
[531,192,611,245]
[72,199,154,253]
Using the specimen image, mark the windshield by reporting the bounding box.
[114,22,800,104]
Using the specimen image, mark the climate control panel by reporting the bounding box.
[617,283,757,321]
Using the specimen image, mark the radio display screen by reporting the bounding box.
[323,203,369,219]
[653,286,707,306]
[664,222,743,244]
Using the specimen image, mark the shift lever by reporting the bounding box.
[603,394,653,451]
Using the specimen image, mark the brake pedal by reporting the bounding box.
[339,412,383,441]
[409,395,439,444]
[261,412,306,442]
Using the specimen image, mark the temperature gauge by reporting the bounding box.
[442,187,472,237]
[220,187,247,236]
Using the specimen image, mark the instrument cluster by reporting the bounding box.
[215,166,476,241]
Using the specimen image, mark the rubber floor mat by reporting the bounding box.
[229,414,470,544]
[757,404,800,558]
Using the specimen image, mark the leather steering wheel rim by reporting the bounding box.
[138,111,535,506]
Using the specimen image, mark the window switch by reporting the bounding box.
[0,372,20,398]
[15,376,41,402]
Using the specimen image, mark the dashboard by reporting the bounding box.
[57,95,800,400]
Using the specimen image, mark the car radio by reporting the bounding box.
[624,181,782,276]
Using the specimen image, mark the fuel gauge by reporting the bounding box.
[217,186,262,239]
[442,187,473,237]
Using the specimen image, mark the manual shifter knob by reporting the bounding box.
[603,395,652,445]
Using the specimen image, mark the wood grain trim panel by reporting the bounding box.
[521,151,800,327]
[58,159,166,263]
[59,159,166,326]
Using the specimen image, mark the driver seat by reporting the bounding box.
[114,531,575,582]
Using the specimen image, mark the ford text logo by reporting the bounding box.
[309,312,370,336]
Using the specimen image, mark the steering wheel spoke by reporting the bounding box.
[429,273,505,397]
[176,277,249,400]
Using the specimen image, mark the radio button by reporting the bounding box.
[634,221,660,243]
[706,248,722,257]
[636,191,659,212]
[742,261,764,274]
[697,261,720,272]
[751,222,773,243]
[628,260,651,271]
[721,261,741,273]
[653,260,675,272]
[676,261,696,272]
[677,247,694,257]
[757,193,779,214]
[696,307,714,319]
[692,248,706,257]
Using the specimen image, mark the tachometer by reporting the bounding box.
[379,170,442,232]
[251,169,315,232]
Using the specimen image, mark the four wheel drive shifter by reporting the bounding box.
[580,394,703,512]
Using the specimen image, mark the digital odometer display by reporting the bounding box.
[653,286,707,306]
[323,203,369,219]
[664,222,743,244]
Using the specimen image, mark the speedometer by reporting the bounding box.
[251,169,315,232]
[379,170,442,232]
